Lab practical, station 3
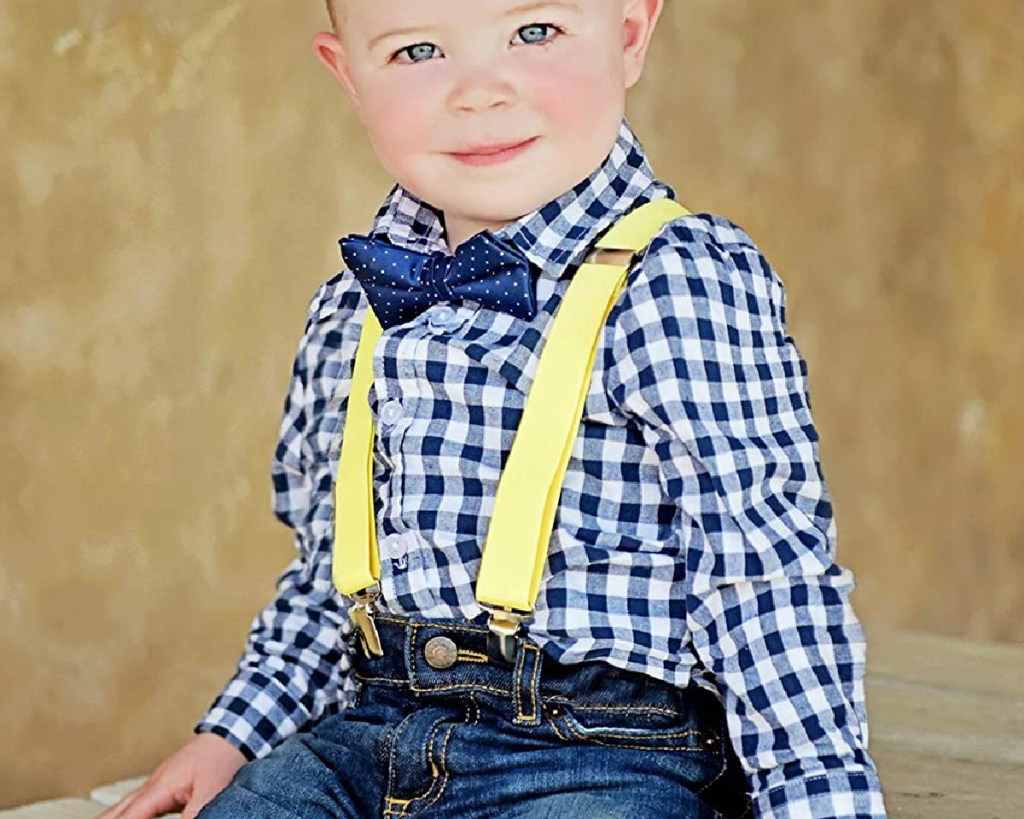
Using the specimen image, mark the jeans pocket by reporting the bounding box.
[546,702,721,754]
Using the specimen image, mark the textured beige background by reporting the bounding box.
[1,0,1022,806]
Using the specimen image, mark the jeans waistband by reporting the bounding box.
[351,614,723,733]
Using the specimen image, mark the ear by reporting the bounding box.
[622,0,664,89]
[313,31,361,108]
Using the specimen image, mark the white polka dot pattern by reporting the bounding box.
[339,231,538,330]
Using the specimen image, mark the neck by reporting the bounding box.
[443,212,514,251]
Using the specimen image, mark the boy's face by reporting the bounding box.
[315,0,663,242]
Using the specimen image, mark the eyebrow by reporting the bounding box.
[368,26,438,52]
[367,1,581,51]
[502,0,582,16]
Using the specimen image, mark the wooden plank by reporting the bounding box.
[872,742,1024,819]
[866,677,1024,765]
[867,628,1024,698]
[866,629,1024,818]
[88,780,146,808]
[88,780,178,818]
[0,800,102,819]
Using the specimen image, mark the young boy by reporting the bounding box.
[100,1,886,817]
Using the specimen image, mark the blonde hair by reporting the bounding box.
[325,0,338,29]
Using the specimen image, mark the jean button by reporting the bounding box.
[423,636,458,670]
[378,399,403,427]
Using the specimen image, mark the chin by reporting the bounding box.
[442,182,572,223]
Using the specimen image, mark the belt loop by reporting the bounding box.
[512,641,543,726]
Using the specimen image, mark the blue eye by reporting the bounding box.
[515,24,559,45]
[395,43,440,63]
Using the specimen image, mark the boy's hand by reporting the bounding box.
[97,732,247,819]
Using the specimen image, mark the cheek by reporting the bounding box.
[359,74,440,171]
[520,52,622,131]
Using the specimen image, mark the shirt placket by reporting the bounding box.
[373,304,472,613]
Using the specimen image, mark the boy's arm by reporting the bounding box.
[193,276,364,761]
[192,552,355,761]
[610,215,887,818]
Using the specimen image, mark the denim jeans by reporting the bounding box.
[198,615,751,819]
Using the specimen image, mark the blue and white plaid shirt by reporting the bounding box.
[196,120,886,818]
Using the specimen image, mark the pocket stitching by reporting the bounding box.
[554,710,715,753]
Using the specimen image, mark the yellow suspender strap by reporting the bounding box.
[333,199,689,651]
[474,198,687,615]
[333,302,383,595]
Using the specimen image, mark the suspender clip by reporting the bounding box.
[349,585,384,658]
[483,606,529,665]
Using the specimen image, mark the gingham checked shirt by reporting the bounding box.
[196,119,886,818]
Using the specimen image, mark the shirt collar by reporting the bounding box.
[364,118,677,279]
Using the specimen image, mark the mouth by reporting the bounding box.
[447,137,539,167]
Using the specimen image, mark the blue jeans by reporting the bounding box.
[198,615,750,819]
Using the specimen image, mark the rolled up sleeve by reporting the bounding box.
[610,214,887,818]
[194,278,362,760]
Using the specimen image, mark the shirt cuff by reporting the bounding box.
[192,666,317,761]
[753,766,887,819]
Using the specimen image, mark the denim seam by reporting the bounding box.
[355,673,407,685]
[693,733,728,798]
[412,724,456,814]
[383,723,455,817]
[382,720,451,816]
[548,715,574,744]
[565,721,704,741]
[557,714,710,752]
[456,649,488,663]
[545,697,680,717]
[528,645,541,718]
[418,720,443,795]
[514,643,542,723]
[411,680,510,696]
[512,645,525,722]
[408,623,422,690]
[385,712,415,805]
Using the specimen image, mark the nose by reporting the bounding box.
[446,65,517,114]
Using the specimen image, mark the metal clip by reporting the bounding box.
[483,606,529,665]
[583,247,638,267]
[349,585,383,658]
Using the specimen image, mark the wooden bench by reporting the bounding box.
[0,782,164,819]
[860,628,1024,818]
[3,629,1022,818]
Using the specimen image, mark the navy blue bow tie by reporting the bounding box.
[339,231,538,330]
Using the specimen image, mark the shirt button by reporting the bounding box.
[378,399,403,427]
[428,305,458,330]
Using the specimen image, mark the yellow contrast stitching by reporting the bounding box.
[412,724,455,814]
[409,680,509,696]
[354,673,406,684]
[543,697,680,716]
[382,720,453,815]
[529,645,541,714]
[549,716,574,743]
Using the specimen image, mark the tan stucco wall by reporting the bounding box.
[1,0,1021,806]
